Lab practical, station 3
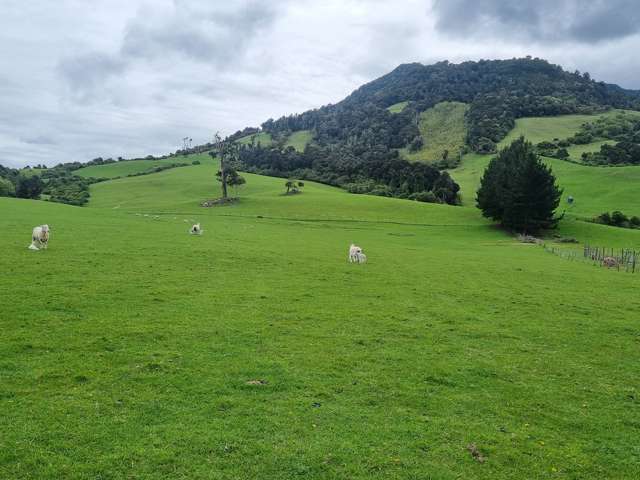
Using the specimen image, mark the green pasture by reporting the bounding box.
[401,102,468,164]
[236,132,273,147]
[284,130,313,152]
[2,115,640,478]
[451,152,640,220]
[75,157,194,179]
[387,101,409,113]
[566,140,613,162]
[501,109,637,146]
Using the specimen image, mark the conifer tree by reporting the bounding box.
[477,137,562,233]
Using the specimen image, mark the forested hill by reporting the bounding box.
[261,58,640,154]
[228,58,640,204]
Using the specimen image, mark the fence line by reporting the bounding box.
[545,244,637,273]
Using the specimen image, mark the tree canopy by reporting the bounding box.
[477,137,563,233]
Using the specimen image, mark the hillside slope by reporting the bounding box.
[2,157,639,478]
[451,112,640,220]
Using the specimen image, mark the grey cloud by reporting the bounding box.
[21,135,57,145]
[433,0,640,43]
[57,1,282,102]
[115,1,278,65]
[57,52,127,102]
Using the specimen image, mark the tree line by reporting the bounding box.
[237,142,459,204]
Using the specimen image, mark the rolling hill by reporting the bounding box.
[2,145,639,478]
[2,57,640,479]
[450,111,640,219]
[74,157,194,179]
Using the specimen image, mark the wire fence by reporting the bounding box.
[544,244,638,273]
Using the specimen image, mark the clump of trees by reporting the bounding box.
[237,143,460,204]
[582,142,640,165]
[477,137,563,233]
[0,165,44,199]
[284,180,304,194]
[595,211,640,229]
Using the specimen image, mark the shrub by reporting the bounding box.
[409,191,437,203]
[15,174,43,199]
[611,210,629,227]
[408,136,424,152]
[595,211,639,229]
[0,177,15,197]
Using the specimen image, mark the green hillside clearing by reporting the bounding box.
[451,112,640,222]
[401,101,469,164]
[566,140,614,162]
[75,157,193,179]
[451,152,640,217]
[237,131,273,147]
[500,109,638,146]
[387,101,408,113]
[284,130,313,152]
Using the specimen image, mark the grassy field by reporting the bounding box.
[401,102,468,164]
[2,125,640,477]
[500,109,638,146]
[3,156,640,479]
[237,132,273,147]
[284,130,313,152]
[452,112,640,218]
[387,101,409,113]
[75,157,193,179]
[450,152,640,220]
[566,140,613,162]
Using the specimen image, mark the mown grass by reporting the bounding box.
[401,102,468,164]
[2,131,640,478]
[284,130,313,152]
[387,101,408,113]
[236,132,273,147]
[75,157,193,179]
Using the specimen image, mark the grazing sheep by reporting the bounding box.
[348,243,362,263]
[189,223,202,235]
[603,256,618,268]
[29,224,50,250]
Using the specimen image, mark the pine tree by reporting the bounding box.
[477,137,562,233]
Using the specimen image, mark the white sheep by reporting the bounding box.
[189,223,202,235]
[348,243,363,263]
[29,224,50,250]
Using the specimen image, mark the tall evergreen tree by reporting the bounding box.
[477,137,562,233]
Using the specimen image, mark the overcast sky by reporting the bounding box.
[2,0,639,168]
